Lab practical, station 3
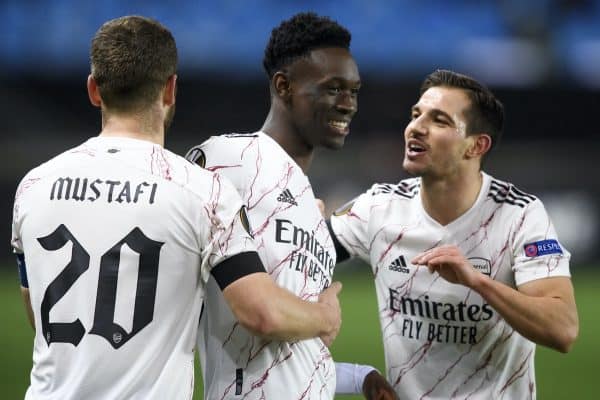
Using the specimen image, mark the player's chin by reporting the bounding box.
[402,159,425,176]
[321,133,347,150]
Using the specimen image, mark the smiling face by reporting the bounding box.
[286,47,360,150]
[403,86,477,179]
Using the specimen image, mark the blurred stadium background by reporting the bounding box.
[0,1,598,398]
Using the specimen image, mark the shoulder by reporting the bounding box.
[333,178,419,218]
[185,132,261,168]
[166,149,212,182]
[14,144,86,196]
[487,177,538,209]
[369,178,421,200]
[153,148,227,199]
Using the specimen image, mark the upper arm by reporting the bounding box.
[518,276,576,307]
[512,200,571,286]
[222,271,275,315]
[195,175,256,282]
[329,189,376,262]
[221,271,284,336]
[512,201,577,327]
[518,276,579,344]
[186,135,254,194]
[20,286,35,330]
[210,251,274,335]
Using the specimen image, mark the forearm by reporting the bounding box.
[258,286,335,341]
[472,275,578,352]
[17,254,34,330]
[21,287,35,330]
[413,246,578,353]
[218,252,340,342]
[223,272,339,343]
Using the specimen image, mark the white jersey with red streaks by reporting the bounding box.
[330,172,570,400]
[12,136,255,400]
[194,132,336,399]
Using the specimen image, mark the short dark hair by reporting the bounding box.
[420,69,504,152]
[263,12,351,78]
[90,16,177,113]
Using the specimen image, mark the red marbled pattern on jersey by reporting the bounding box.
[150,147,172,180]
[498,349,534,397]
[458,203,500,250]
[12,177,42,246]
[389,340,433,387]
[69,144,96,157]
[297,345,334,400]
[206,164,242,173]
[198,133,336,399]
[331,174,568,399]
[14,177,41,204]
[213,342,333,400]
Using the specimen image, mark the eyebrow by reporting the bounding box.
[411,105,455,125]
[322,76,362,86]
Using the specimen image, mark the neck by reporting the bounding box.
[99,110,164,147]
[420,169,483,226]
[261,108,314,173]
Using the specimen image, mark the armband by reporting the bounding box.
[16,253,28,288]
[211,252,265,290]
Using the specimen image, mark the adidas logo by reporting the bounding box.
[277,189,297,206]
[388,255,409,273]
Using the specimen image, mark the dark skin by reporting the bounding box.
[363,370,400,400]
[261,47,360,173]
[263,48,397,400]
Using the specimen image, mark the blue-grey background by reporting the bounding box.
[0,2,598,398]
[2,0,598,265]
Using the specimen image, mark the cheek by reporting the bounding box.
[455,119,468,138]
[403,125,412,140]
[290,100,313,122]
[295,96,322,116]
[312,98,331,114]
[433,135,465,160]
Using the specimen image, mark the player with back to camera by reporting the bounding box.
[328,69,579,399]
[186,11,397,400]
[11,15,343,400]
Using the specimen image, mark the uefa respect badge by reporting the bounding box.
[524,239,563,257]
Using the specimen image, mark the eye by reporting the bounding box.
[328,86,341,95]
[351,87,360,96]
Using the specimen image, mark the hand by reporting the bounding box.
[315,198,326,218]
[411,245,484,289]
[362,370,399,400]
[317,281,342,346]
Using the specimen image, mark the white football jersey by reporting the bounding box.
[330,172,570,400]
[188,131,336,399]
[11,136,255,400]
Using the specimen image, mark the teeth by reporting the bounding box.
[330,120,348,129]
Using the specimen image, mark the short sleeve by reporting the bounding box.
[512,199,571,286]
[197,173,256,283]
[330,185,379,262]
[188,135,255,194]
[11,177,30,255]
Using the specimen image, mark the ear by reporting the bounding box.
[466,134,492,159]
[87,75,102,107]
[163,74,177,107]
[272,71,291,101]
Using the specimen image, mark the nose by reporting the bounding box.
[406,115,427,138]
[335,91,357,115]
